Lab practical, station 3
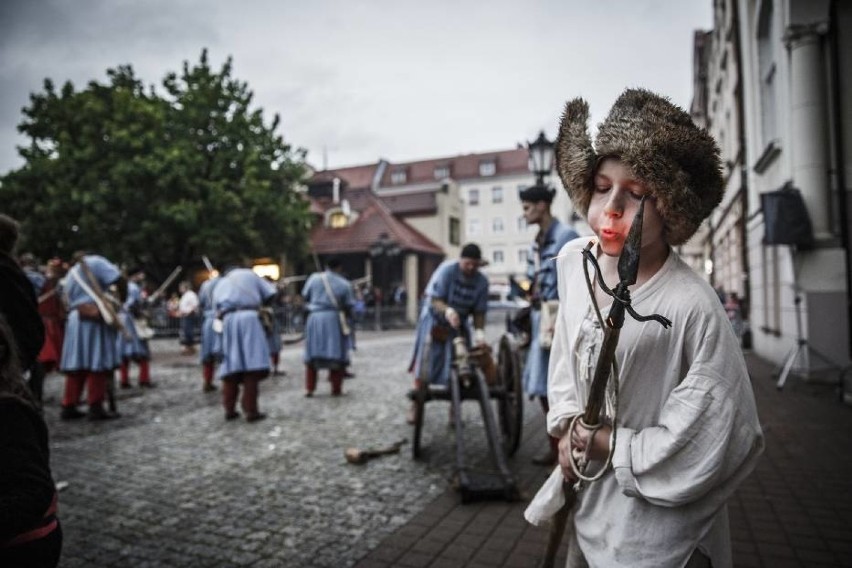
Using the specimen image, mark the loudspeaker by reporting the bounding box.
[761,185,815,248]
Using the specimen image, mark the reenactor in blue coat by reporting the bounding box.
[519,185,579,465]
[407,244,489,422]
[117,268,154,389]
[301,257,354,397]
[212,263,277,422]
[59,252,126,420]
[197,272,222,392]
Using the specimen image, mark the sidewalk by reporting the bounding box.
[355,353,852,568]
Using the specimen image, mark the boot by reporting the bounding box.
[305,365,317,397]
[88,404,119,421]
[61,405,85,420]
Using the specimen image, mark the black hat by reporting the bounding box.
[519,185,556,203]
[460,243,489,266]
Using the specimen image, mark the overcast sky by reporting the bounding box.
[0,0,711,175]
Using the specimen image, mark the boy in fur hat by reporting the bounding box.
[524,89,764,567]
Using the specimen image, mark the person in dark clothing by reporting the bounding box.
[0,214,45,373]
[0,313,62,567]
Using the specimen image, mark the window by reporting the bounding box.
[434,165,450,179]
[517,215,527,232]
[757,0,777,146]
[491,186,503,204]
[468,218,480,235]
[492,217,504,233]
[492,250,504,264]
[449,217,460,245]
[479,160,496,176]
[329,211,348,228]
[468,188,480,206]
[518,249,529,264]
[391,169,407,184]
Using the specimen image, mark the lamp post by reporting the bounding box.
[369,232,401,331]
[527,130,555,188]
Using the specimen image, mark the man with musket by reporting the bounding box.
[525,89,764,567]
[301,257,354,397]
[58,251,126,421]
[117,267,154,389]
[518,183,578,466]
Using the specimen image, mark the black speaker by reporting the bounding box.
[761,185,815,248]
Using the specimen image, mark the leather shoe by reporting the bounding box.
[246,413,267,423]
[119,383,131,390]
[203,383,217,393]
[225,411,240,421]
[531,449,558,466]
[60,406,86,420]
[139,382,156,389]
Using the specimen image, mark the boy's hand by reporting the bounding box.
[557,435,580,483]
[570,422,612,462]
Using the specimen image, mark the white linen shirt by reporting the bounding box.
[178,290,199,316]
[525,238,764,568]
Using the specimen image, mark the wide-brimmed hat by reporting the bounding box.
[554,88,724,245]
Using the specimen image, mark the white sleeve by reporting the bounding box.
[611,312,764,507]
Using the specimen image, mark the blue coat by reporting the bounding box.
[213,269,276,378]
[302,270,354,368]
[522,220,579,397]
[116,281,150,360]
[198,276,222,363]
[409,260,489,386]
[60,255,122,373]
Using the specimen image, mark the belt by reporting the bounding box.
[220,307,259,317]
[1,492,58,548]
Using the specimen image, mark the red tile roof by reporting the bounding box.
[312,163,380,190]
[379,148,529,187]
[310,191,444,256]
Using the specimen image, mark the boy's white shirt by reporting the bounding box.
[525,237,764,568]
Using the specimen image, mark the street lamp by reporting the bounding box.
[369,232,401,330]
[527,130,555,187]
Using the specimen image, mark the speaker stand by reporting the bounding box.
[775,247,846,390]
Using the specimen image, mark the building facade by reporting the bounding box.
[698,0,852,375]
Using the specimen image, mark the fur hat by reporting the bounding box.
[555,88,724,245]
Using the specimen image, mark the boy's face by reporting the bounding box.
[588,159,666,258]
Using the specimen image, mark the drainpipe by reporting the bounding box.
[732,0,752,321]
[829,0,852,357]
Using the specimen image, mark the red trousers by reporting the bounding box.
[305,366,344,395]
[119,359,150,386]
[221,371,266,416]
[62,371,110,407]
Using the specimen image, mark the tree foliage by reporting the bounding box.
[1,49,310,280]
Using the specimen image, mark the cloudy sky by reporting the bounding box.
[0,0,711,175]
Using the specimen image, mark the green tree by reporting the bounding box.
[1,49,310,281]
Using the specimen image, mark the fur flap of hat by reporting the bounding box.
[556,88,724,246]
[555,98,596,218]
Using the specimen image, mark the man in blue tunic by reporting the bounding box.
[212,261,277,422]
[117,268,154,389]
[301,257,354,397]
[59,252,126,420]
[407,243,490,422]
[519,185,578,465]
[197,271,222,392]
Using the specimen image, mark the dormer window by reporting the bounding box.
[329,211,348,228]
[391,169,408,184]
[479,159,496,177]
[434,165,450,179]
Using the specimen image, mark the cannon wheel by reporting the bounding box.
[497,334,524,456]
[411,383,427,459]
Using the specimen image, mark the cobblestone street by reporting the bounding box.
[45,325,526,567]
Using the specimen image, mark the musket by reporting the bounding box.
[540,197,671,568]
[147,266,183,304]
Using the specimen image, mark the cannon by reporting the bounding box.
[409,332,524,503]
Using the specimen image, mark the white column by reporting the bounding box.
[404,253,418,324]
[785,22,832,239]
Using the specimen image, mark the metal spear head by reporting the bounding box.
[617,196,646,286]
